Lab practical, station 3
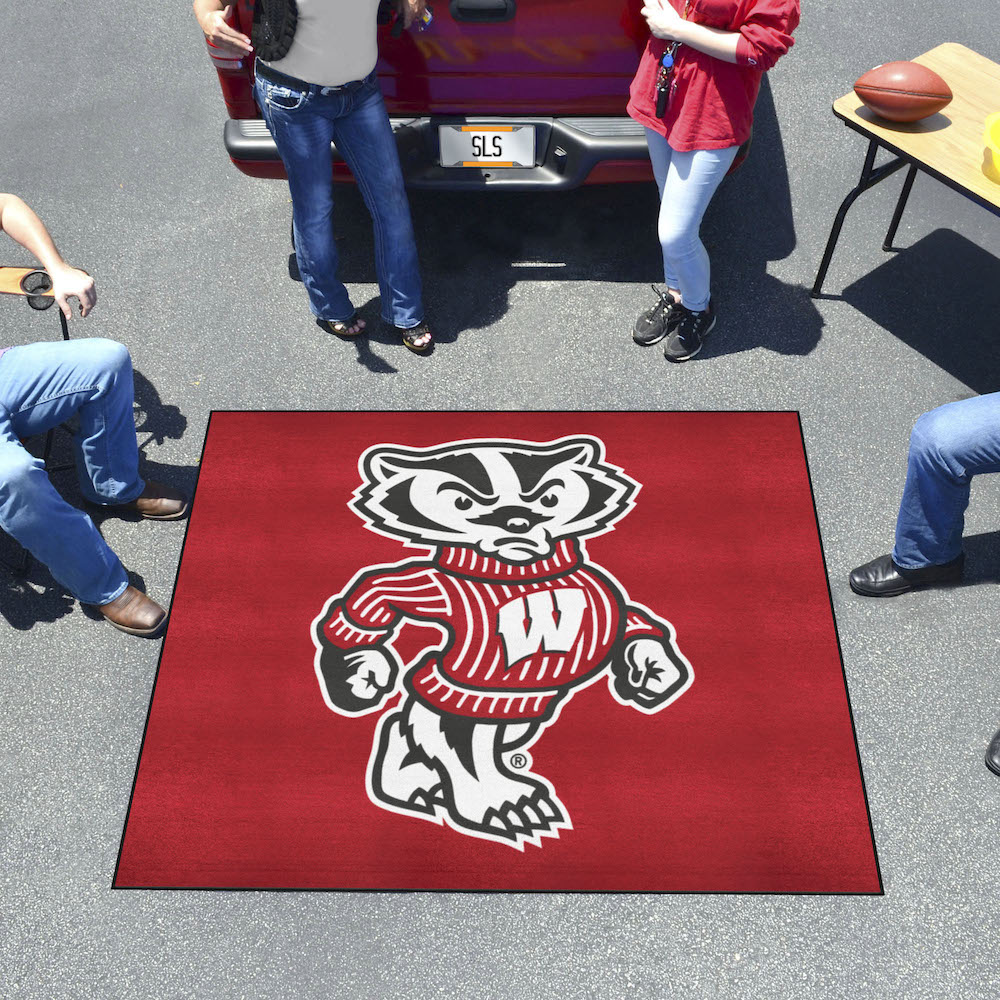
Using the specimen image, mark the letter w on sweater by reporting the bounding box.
[496,590,587,667]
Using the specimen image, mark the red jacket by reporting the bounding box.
[627,0,799,152]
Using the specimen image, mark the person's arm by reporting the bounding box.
[193,0,252,57]
[641,0,740,62]
[0,193,96,319]
[641,0,797,70]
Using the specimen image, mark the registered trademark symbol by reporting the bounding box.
[509,753,527,770]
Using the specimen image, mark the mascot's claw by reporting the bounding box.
[478,788,566,841]
[521,802,543,827]
[533,795,559,821]
[408,784,448,812]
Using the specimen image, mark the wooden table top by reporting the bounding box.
[833,42,1000,212]
[0,267,53,298]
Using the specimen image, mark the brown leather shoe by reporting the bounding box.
[98,586,167,637]
[113,481,189,520]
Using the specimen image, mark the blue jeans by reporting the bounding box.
[893,392,1000,569]
[0,338,144,604]
[644,129,739,312]
[255,67,424,329]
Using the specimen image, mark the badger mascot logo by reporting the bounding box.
[311,435,693,850]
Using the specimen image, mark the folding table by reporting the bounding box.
[812,43,1000,297]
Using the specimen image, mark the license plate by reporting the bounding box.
[438,125,535,168]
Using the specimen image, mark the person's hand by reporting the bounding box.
[50,265,96,319]
[395,0,427,30]
[641,0,686,42]
[196,3,252,57]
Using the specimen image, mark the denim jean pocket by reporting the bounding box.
[266,83,308,112]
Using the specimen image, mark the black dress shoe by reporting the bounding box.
[848,552,964,597]
[986,728,1000,777]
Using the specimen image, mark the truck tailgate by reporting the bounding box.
[377,1,647,116]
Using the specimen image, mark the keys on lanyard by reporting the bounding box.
[653,0,690,118]
[655,42,679,118]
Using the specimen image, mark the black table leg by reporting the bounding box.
[811,139,909,297]
[883,164,918,251]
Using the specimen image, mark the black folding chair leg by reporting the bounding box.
[0,529,33,575]
[12,543,31,575]
[41,426,56,465]
[45,307,75,473]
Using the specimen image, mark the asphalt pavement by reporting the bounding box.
[1,1,999,997]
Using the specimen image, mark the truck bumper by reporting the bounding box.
[224,115,655,189]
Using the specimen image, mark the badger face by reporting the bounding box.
[352,436,639,563]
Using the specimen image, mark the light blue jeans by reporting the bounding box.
[0,338,143,604]
[645,129,739,312]
[256,66,424,329]
[893,392,1000,568]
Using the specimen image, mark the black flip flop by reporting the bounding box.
[397,321,433,354]
[322,312,366,338]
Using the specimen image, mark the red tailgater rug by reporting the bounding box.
[114,411,881,893]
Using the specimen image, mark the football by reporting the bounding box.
[853,61,953,123]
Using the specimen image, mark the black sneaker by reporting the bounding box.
[663,299,716,362]
[632,285,682,346]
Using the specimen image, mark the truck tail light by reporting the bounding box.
[206,4,249,72]
[207,38,247,72]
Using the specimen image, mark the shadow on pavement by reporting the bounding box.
[324,178,664,359]
[0,573,75,630]
[0,563,151,631]
[316,75,821,364]
[291,252,402,373]
[703,75,824,360]
[841,229,1000,393]
[133,368,187,451]
[963,530,1000,586]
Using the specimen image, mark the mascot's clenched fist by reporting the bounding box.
[320,647,399,713]
[611,637,687,711]
[311,435,694,849]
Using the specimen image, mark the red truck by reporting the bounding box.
[208,0,677,189]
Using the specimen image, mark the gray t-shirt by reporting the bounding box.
[262,0,382,88]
